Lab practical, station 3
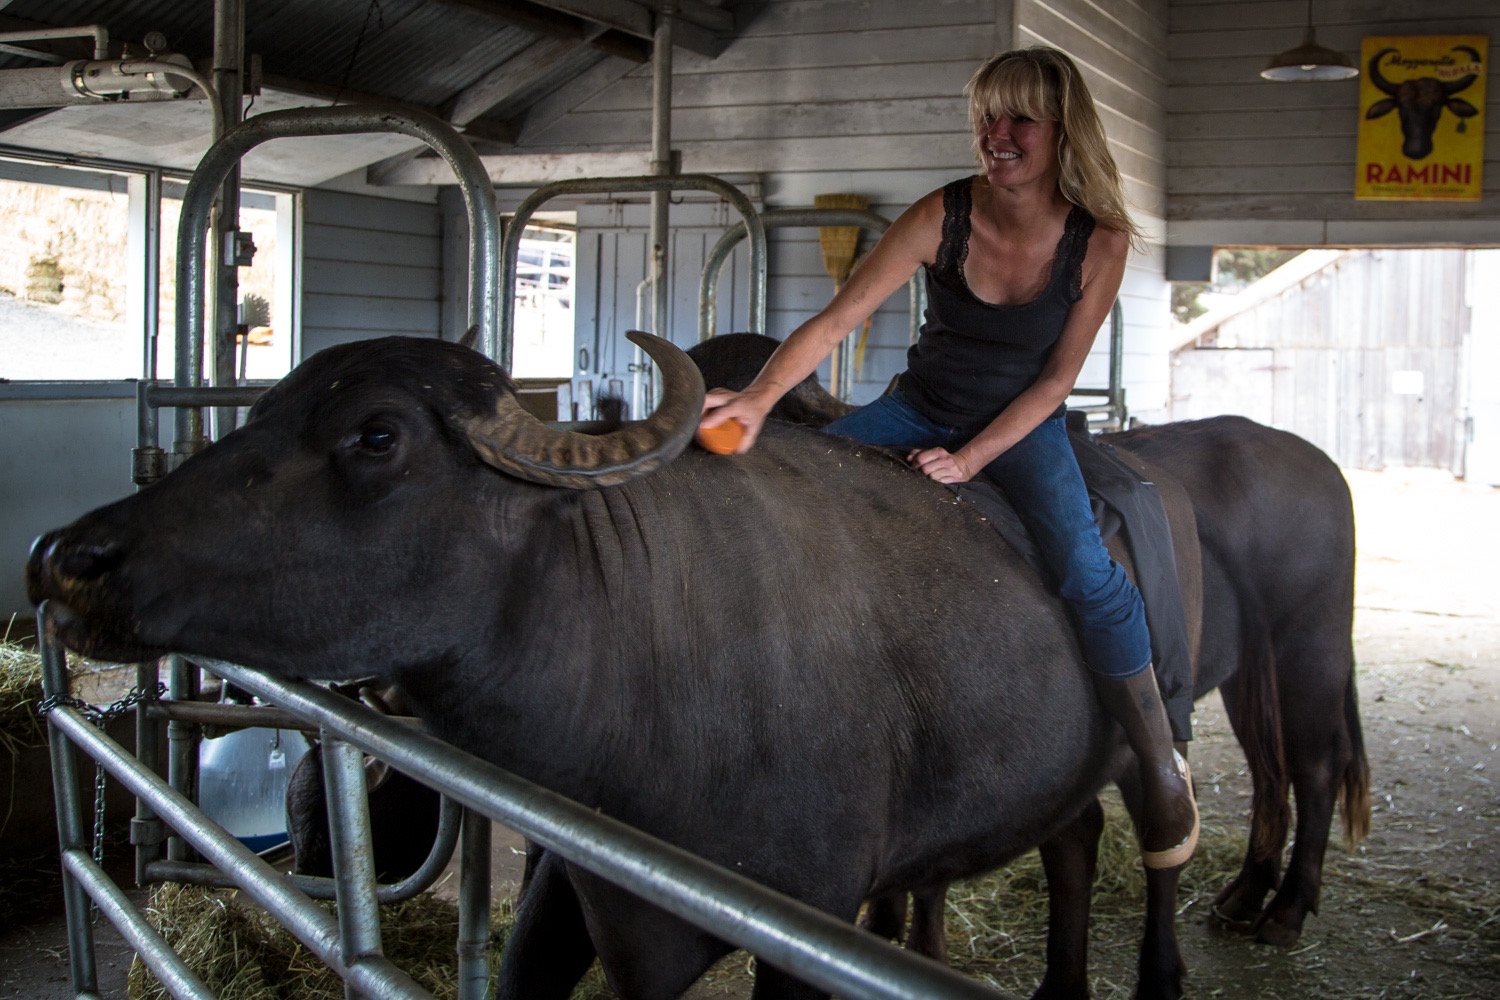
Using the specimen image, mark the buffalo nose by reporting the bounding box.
[32,531,123,584]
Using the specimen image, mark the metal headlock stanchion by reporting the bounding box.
[698,206,926,403]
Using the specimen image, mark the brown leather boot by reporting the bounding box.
[1094,665,1199,869]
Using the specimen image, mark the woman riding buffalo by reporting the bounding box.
[699,46,1198,869]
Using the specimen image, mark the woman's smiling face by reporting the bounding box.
[976,111,1061,191]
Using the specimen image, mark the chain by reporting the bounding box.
[39,683,165,922]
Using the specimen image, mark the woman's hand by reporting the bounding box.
[699,385,780,454]
[906,447,976,484]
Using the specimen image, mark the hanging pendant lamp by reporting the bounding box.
[1261,0,1358,81]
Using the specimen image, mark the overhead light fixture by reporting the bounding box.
[1261,0,1358,81]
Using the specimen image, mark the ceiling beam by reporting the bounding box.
[445,35,589,126]
[510,53,636,144]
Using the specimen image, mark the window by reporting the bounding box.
[0,155,298,384]
[0,163,134,380]
[510,227,574,379]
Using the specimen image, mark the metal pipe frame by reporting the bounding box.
[697,207,927,402]
[648,7,674,343]
[37,605,1008,999]
[172,105,500,458]
[196,654,1006,1000]
[144,798,463,906]
[40,653,438,997]
[500,173,767,370]
[60,849,214,1000]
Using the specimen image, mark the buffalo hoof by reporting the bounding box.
[1251,911,1304,948]
[1207,881,1265,935]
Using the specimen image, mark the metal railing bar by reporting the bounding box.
[146,699,418,732]
[144,384,270,409]
[456,810,491,1000]
[44,705,437,1000]
[323,736,388,994]
[60,849,215,1000]
[201,659,1008,1000]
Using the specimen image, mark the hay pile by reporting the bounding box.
[0,632,47,760]
[127,884,513,1000]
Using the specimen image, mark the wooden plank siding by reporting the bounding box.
[508,0,1171,417]
[1167,0,1500,246]
[300,189,443,356]
[1171,249,1472,471]
[1018,0,1172,418]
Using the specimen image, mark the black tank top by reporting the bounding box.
[897,176,1095,431]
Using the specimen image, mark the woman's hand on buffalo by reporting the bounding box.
[907,446,976,484]
[699,385,778,454]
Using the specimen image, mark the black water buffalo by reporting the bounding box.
[1366,46,1482,160]
[28,332,1368,1000]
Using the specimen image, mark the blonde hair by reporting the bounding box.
[965,47,1142,243]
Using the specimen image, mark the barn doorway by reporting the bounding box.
[1168,247,1500,484]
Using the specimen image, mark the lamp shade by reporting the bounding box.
[1261,27,1359,81]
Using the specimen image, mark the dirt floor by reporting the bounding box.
[2,466,1497,999]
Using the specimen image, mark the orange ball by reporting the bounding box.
[695,418,744,455]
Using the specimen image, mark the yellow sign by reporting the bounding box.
[1355,35,1487,202]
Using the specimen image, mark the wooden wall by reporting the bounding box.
[536,0,1175,419]
[1017,0,1172,416]
[1168,0,1500,246]
[1171,249,1472,471]
[300,189,442,356]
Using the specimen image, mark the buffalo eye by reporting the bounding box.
[348,421,399,457]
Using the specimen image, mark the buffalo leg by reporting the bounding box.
[1210,680,1285,932]
[905,883,949,964]
[858,892,908,943]
[495,850,597,1000]
[571,869,736,1000]
[1032,798,1104,1000]
[1252,636,1358,946]
[749,962,833,1000]
[1117,758,1186,1000]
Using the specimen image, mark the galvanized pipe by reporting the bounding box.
[43,702,436,1000]
[698,207,907,340]
[39,614,99,996]
[134,659,166,887]
[201,657,1007,1000]
[322,737,386,1000]
[165,654,198,862]
[175,105,500,456]
[60,849,214,1000]
[456,810,492,1000]
[500,174,766,365]
[140,169,162,380]
[648,6,674,340]
[209,0,245,438]
[697,207,928,402]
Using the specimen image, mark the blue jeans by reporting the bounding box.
[824,391,1152,679]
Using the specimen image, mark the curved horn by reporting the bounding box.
[1442,46,1481,94]
[461,331,705,489]
[1367,47,1399,95]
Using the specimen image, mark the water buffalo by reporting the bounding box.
[28,332,1368,1000]
[1366,45,1481,160]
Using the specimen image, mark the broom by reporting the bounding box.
[813,193,873,385]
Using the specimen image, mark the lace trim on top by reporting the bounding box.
[932,177,1095,306]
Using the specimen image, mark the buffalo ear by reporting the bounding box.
[1448,98,1479,118]
[457,325,481,351]
[1366,98,1397,120]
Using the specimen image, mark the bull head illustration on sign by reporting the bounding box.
[1365,46,1482,160]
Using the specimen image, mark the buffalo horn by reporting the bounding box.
[1367,48,1398,95]
[461,331,705,489]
